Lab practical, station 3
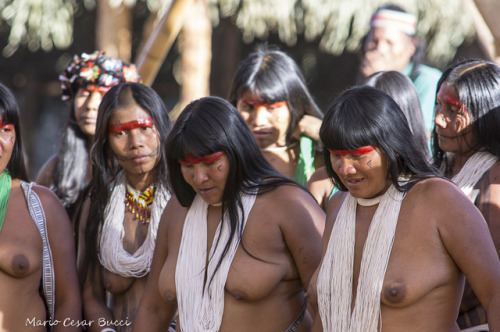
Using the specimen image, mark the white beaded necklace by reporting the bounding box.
[317,184,405,331]
[357,195,383,206]
[98,171,170,278]
[176,192,256,332]
[449,151,498,199]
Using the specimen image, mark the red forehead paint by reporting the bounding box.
[328,145,377,156]
[440,93,461,108]
[240,97,287,109]
[108,117,154,134]
[86,85,111,94]
[437,84,467,113]
[0,120,13,131]
[180,151,225,166]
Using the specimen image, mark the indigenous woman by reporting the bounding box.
[307,70,430,211]
[228,46,324,186]
[309,86,500,331]
[433,59,500,331]
[37,51,140,226]
[133,96,324,331]
[78,83,171,332]
[0,82,81,331]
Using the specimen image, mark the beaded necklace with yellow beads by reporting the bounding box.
[125,183,156,224]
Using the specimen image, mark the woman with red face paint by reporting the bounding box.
[308,85,500,331]
[36,51,141,230]
[132,96,325,332]
[228,45,324,186]
[432,59,500,331]
[0,82,81,331]
[307,70,431,211]
[78,83,173,332]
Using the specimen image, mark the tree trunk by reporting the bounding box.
[170,0,212,120]
[135,0,194,86]
[96,1,132,61]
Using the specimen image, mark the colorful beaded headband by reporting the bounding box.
[59,51,141,101]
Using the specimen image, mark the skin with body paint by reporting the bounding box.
[237,93,291,149]
[180,151,229,205]
[108,110,161,191]
[328,145,390,199]
[0,120,15,174]
[434,82,477,173]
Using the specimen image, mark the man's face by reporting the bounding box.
[360,26,416,77]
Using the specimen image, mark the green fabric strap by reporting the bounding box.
[0,169,11,232]
[293,136,315,186]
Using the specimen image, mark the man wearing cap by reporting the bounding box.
[359,4,442,139]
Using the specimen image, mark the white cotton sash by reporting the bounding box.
[98,171,170,278]
[176,193,256,332]
[317,184,405,332]
[450,151,498,199]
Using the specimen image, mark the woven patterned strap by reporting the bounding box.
[21,181,55,320]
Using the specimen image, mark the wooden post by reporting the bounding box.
[466,0,500,64]
[135,0,194,86]
[96,1,132,61]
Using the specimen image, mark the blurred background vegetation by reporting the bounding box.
[0,0,496,179]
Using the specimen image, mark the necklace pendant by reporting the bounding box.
[125,183,156,224]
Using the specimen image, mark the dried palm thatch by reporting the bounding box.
[0,0,474,67]
[0,0,75,57]
[210,0,476,67]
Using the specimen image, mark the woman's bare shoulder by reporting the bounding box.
[29,183,69,219]
[408,176,459,198]
[264,183,320,208]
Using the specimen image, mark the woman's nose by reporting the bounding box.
[338,157,356,175]
[193,165,208,184]
[87,91,102,111]
[434,110,447,128]
[254,106,270,126]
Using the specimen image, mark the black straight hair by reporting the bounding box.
[228,45,323,145]
[0,82,29,181]
[432,59,500,170]
[166,96,300,284]
[320,85,436,192]
[363,70,430,159]
[83,82,172,282]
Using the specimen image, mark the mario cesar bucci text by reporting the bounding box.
[26,317,132,328]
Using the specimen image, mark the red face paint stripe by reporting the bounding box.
[108,117,154,134]
[0,119,13,130]
[180,151,225,166]
[442,94,461,108]
[328,145,377,156]
[239,98,287,109]
[267,101,287,108]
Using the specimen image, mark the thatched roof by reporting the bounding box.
[0,0,475,66]
[211,0,476,67]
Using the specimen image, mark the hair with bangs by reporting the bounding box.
[166,96,298,284]
[83,82,172,282]
[432,59,500,169]
[363,70,430,159]
[228,45,323,145]
[320,86,434,192]
[166,96,291,207]
[0,82,28,180]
